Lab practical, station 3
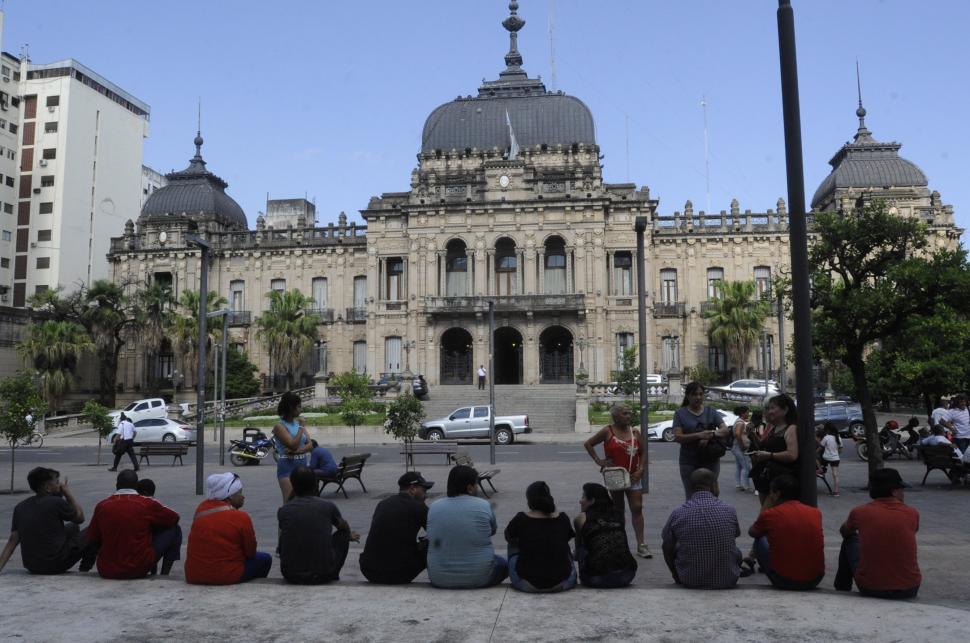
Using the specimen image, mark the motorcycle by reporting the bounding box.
[228,435,279,466]
[856,423,918,461]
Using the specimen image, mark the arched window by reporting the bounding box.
[544,237,567,294]
[494,238,517,295]
[445,240,468,296]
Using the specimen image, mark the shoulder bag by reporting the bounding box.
[602,427,635,491]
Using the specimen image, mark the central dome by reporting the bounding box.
[420,1,595,154]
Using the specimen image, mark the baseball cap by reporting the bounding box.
[870,468,910,490]
[398,471,434,489]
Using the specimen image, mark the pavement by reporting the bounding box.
[1,432,968,642]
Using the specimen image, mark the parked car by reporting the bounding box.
[107,417,196,445]
[108,398,169,426]
[412,375,429,399]
[419,406,530,445]
[646,411,740,442]
[712,379,781,401]
[814,401,865,439]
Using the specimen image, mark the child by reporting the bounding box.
[136,478,156,498]
[818,422,842,497]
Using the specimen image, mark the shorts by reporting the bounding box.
[276,456,308,480]
[822,458,840,468]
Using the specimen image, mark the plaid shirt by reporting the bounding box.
[661,491,741,589]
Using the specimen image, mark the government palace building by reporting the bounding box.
[107,3,961,396]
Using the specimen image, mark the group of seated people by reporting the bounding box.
[0,463,922,600]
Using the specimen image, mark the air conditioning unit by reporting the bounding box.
[1,77,8,83]
[47,105,55,112]
[0,294,8,302]
[38,159,47,167]
[32,188,40,193]
[30,241,36,247]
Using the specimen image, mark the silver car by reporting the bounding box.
[107,418,196,444]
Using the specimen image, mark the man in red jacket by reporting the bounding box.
[86,470,182,579]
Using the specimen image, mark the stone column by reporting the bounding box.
[574,387,592,433]
[466,250,476,296]
[565,247,573,293]
[537,249,546,294]
[438,252,446,296]
[485,250,494,295]
[313,373,330,406]
[516,249,525,295]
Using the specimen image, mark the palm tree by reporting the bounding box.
[702,280,769,378]
[16,320,96,413]
[169,290,227,390]
[136,282,174,390]
[255,289,321,391]
[82,280,137,406]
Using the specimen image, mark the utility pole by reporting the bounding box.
[185,235,211,496]
[488,300,496,466]
[635,217,650,492]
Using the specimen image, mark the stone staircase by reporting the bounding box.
[421,384,577,434]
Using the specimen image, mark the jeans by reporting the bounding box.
[240,552,273,582]
[679,461,720,499]
[152,524,183,564]
[576,545,636,588]
[752,536,822,590]
[112,439,139,470]
[835,533,919,599]
[485,555,509,587]
[508,554,577,593]
[731,443,751,488]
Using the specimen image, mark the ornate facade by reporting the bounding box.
[107,2,960,396]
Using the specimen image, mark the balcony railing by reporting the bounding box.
[700,300,718,315]
[227,310,251,326]
[653,302,686,318]
[424,293,585,314]
[305,307,334,323]
[345,307,367,323]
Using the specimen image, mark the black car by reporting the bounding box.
[412,375,429,399]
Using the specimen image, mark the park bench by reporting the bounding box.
[317,453,371,498]
[919,444,966,486]
[400,440,459,468]
[451,450,501,498]
[137,444,189,466]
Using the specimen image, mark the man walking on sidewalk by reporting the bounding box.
[109,413,139,472]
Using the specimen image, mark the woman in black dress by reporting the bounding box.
[504,481,576,592]
[573,482,637,588]
[749,394,799,503]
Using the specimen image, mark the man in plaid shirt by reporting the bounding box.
[661,468,742,589]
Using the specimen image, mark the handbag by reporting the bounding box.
[698,423,727,462]
[602,427,636,491]
[111,436,124,455]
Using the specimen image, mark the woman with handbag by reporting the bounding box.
[583,404,651,559]
[672,382,729,499]
[749,394,799,504]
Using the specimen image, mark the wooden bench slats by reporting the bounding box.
[137,444,189,466]
[400,441,459,467]
[920,444,966,485]
[318,453,371,499]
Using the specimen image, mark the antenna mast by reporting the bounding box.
[548,0,557,91]
[701,95,711,214]
[625,114,630,183]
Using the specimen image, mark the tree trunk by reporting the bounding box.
[846,352,883,477]
[9,441,15,492]
[97,437,103,466]
[100,350,119,408]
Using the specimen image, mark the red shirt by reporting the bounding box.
[603,426,641,473]
[185,499,258,585]
[86,491,180,579]
[750,500,824,582]
[844,497,921,591]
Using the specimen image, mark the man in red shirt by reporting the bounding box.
[835,468,921,599]
[185,472,271,584]
[86,470,182,579]
[748,474,824,590]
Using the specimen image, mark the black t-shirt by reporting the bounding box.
[504,512,575,589]
[674,406,725,465]
[359,492,428,574]
[11,495,77,573]
[277,496,343,581]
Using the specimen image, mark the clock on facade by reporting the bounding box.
[499,175,510,188]
[158,230,167,244]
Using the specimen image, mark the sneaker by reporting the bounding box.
[636,543,653,559]
[107,468,117,472]
[831,492,840,497]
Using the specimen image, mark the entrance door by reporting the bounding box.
[440,327,473,384]
[385,337,402,374]
[539,326,574,383]
[493,326,524,385]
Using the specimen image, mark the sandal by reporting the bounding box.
[739,557,757,578]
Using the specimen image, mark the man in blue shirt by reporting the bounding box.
[309,440,338,479]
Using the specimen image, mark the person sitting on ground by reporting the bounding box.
[279,465,359,584]
[309,439,338,480]
[86,470,181,579]
[573,482,637,588]
[359,471,433,584]
[136,478,156,498]
[185,472,270,585]
[747,474,824,590]
[834,468,921,599]
[504,481,576,593]
[661,468,741,590]
[0,467,97,575]
[426,465,508,588]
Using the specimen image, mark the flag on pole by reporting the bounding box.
[506,110,519,161]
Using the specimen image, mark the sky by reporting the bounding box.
[3,0,969,235]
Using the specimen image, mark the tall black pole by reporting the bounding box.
[776,0,816,506]
[219,312,228,466]
[186,235,211,496]
[635,216,650,493]
[488,299,496,466]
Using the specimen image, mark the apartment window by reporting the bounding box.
[4,176,11,187]
[44,122,57,134]
[754,266,772,299]
[46,95,60,107]
[37,229,52,242]
[756,334,775,372]
[613,252,633,295]
[270,278,285,293]
[660,268,678,304]
[39,202,54,214]
[385,258,403,300]
[311,277,327,309]
[707,267,724,299]
[1,230,10,241]
[42,148,56,160]
[11,96,19,107]
[708,346,725,373]
[229,280,245,311]
[615,332,634,370]
[0,258,8,268]
[0,66,7,77]
[661,336,681,373]
[353,341,367,375]
[41,176,54,187]
[6,150,14,160]
[2,203,11,214]
[7,123,15,134]
[34,285,48,295]
[36,257,50,269]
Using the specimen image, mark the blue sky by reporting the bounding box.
[5,0,969,235]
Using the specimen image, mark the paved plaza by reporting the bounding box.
[1,430,968,641]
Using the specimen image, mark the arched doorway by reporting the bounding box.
[539,326,574,383]
[440,327,473,384]
[493,327,523,385]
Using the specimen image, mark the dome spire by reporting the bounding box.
[194,98,204,160]
[501,1,526,76]
[853,59,873,143]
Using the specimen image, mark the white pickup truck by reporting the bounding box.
[418,405,530,445]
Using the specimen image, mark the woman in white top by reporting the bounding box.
[818,421,842,497]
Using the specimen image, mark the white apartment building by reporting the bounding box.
[141,164,167,210]
[0,14,21,304]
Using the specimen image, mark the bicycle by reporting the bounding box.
[15,430,44,448]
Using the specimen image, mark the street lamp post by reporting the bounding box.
[635,216,650,493]
[207,309,229,466]
[186,234,211,496]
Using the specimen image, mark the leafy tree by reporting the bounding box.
[807,200,970,475]
[340,396,372,450]
[136,281,174,369]
[383,394,426,465]
[702,280,770,378]
[0,373,47,492]
[169,289,227,390]
[222,346,261,399]
[683,364,717,386]
[82,399,114,466]
[254,289,321,391]
[614,346,639,396]
[16,320,95,413]
[329,371,373,401]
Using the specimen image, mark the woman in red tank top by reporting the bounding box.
[584,404,651,559]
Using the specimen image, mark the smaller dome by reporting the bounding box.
[139,134,248,230]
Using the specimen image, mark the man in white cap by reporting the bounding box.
[185,472,272,584]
